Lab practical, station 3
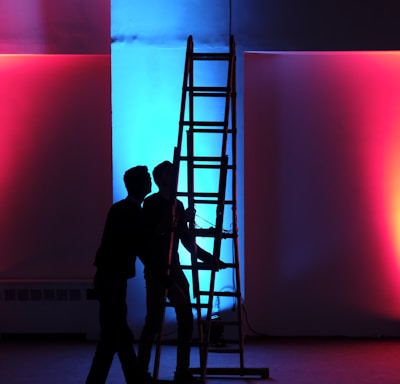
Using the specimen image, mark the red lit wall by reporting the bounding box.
[244,52,400,336]
[0,1,111,279]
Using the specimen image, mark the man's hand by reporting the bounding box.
[183,207,196,223]
[216,260,228,270]
[202,258,228,271]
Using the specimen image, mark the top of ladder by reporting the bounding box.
[186,35,236,60]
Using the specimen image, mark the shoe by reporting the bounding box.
[174,369,204,383]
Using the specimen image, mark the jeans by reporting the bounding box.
[86,271,139,383]
[138,268,193,373]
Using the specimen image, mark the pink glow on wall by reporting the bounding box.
[0,55,111,279]
[245,51,400,336]
[357,54,400,299]
[0,0,110,54]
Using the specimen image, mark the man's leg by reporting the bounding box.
[118,324,141,383]
[167,278,193,373]
[114,290,140,383]
[86,339,115,384]
[168,273,203,383]
[138,276,165,373]
[86,273,118,383]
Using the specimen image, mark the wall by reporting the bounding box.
[0,0,111,281]
[2,0,400,337]
[111,0,237,333]
[245,51,400,336]
[112,0,400,336]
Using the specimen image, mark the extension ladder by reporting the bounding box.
[153,35,269,382]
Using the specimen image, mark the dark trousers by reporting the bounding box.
[138,268,193,374]
[86,272,139,384]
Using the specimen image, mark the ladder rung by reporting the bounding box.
[199,229,235,238]
[176,192,234,203]
[195,229,235,238]
[193,228,220,238]
[172,228,234,238]
[193,199,234,206]
[191,128,234,134]
[193,92,229,98]
[179,164,234,171]
[179,155,225,162]
[176,259,238,272]
[198,290,240,297]
[196,228,235,238]
[186,85,230,94]
[182,121,226,127]
[177,191,219,198]
[193,155,225,161]
[165,302,209,309]
[217,320,241,326]
[189,367,269,379]
[195,164,224,170]
[192,53,230,61]
[180,264,223,271]
[207,347,242,354]
[177,164,235,172]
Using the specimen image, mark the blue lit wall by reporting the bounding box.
[111,1,238,332]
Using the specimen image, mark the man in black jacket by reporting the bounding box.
[137,161,226,384]
[86,165,152,384]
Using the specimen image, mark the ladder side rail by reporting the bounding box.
[186,45,202,304]
[152,148,182,380]
[219,35,235,158]
[185,129,204,367]
[225,34,246,368]
[221,61,233,158]
[196,43,231,375]
[186,41,207,371]
[230,35,238,214]
[200,156,229,379]
[186,91,199,300]
[227,34,246,369]
[177,35,193,154]
[233,228,245,368]
[152,35,193,380]
[199,36,237,379]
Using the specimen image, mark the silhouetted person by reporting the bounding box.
[86,166,152,384]
[138,160,226,384]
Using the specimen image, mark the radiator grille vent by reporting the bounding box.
[3,288,83,302]
[0,280,99,339]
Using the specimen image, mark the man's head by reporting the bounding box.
[152,160,176,198]
[124,165,151,200]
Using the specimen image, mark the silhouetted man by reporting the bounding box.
[86,166,152,384]
[138,160,225,384]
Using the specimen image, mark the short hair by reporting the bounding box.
[123,165,149,196]
[152,160,173,187]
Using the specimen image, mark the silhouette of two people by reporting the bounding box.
[87,161,225,384]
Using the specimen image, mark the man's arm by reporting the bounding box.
[178,203,227,270]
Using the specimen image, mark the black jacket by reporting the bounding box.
[140,192,212,277]
[94,197,144,279]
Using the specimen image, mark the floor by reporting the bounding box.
[0,336,400,383]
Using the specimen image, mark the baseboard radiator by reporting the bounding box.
[0,280,99,340]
